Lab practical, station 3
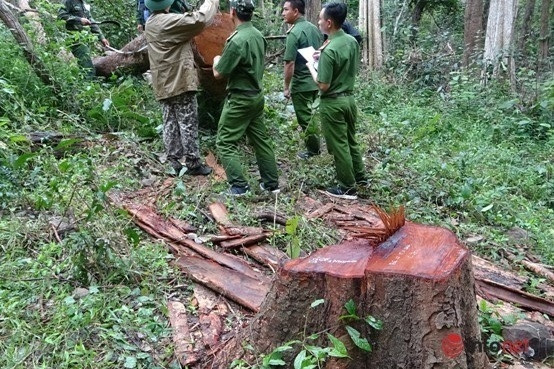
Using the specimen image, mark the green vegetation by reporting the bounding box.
[1,0,552,367]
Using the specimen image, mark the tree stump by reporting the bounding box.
[211,222,489,368]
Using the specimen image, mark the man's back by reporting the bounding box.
[219,22,266,92]
[318,29,359,96]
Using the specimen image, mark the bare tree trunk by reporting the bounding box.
[539,0,551,62]
[359,0,383,69]
[483,0,518,84]
[0,0,59,90]
[410,0,426,43]
[463,0,485,68]
[305,0,321,25]
[517,0,536,54]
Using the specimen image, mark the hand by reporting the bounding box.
[213,55,221,66]
[101,38,110,47]
[137,24,144,33]
[81,18,91,25]
[283,88,290,99]
[313,50,320,61]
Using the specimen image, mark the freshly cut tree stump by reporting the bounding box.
[211,222,489,369]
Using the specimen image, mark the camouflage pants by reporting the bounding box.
[160,92,201,169]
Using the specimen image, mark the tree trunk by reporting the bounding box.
[305,0,321,25]
[359,0,383,69]
[539,0,551,62]
[210,223,489,369]
[463,0,485,68]
[517,0,536,55]
[483,0,518,84]
[0,0,59,91]
[410,0,426,43]
[93,13,234,99]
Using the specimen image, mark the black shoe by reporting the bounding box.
[228,185,250,196]
[324,186,358,200]
[187,164,212,176]
[297,151,318,160]
[259,182,280,194]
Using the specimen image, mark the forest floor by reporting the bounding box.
[1,70,553,368]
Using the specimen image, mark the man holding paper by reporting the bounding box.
[282,0,323,159]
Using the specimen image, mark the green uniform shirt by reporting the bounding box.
[317,30,359,97]
[284,17,323,93]
[215,22,266,92]
[58,0,104,41]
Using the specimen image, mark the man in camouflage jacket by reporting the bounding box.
[58,0,109,77]
[144,0,218,175]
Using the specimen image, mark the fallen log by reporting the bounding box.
[210,222,488,368]
[168,300,198,367]
[220,233,269,249]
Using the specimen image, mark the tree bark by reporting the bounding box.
[410,0,426,43]
[305,0,321,25]
[210,223,489,369]
[359,0,383,69]
[463,0,485,68]
[483,0,518,84]
[539,0,551,62]
[0,0,59,91]
[517,0,536,55]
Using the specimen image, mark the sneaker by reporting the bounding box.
[187,164,212,176]
[259,182,280,194]
[324,186,358,200]
[228,185,250,196]
[297,151,318,160]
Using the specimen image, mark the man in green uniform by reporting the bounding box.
[58,0,110,78]
[213,0,280,196]
[307,2,366,200]
[145,0,217,175]
[282,0,323,159]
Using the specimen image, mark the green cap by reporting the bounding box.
[230,0,255,13]
[145,0,175,11]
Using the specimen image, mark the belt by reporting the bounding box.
[321,92,352,99]
[228,89,261,96]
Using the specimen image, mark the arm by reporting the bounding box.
[212,55,223,79]
[168,0,218,40]
[283,61,294,98]
[306,62,330,92]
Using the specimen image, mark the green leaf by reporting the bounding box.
[125,227,141,247]
[13,152,35,169]
[364,315,383,330]
[294,350,307,369]
[345,326,372,352]
[344,299,357,317]
[9,134,29,143]
[55,138,82,150]
[310,299,324,308]
[326,333,349,358]
[305,345,330,360]
[123,356,137,368]
[480,203,493,212]
[285,216,300,235]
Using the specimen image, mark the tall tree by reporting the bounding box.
[0,0,59,91]
[359,0,383,68]
[305,0,321,25]
[463,0,485,67]
[483,0,518,84]
[517,0,536,54]
[539,0,552,62]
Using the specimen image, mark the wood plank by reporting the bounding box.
[225,226,265,236]
[174,256,270,312]
[242,244,289,269]
[306,203,335,219]
[167,300,198,367]
[208,202,233,227]
[205,151,227,181]
[220,233,269,249]
[169,217,197,233]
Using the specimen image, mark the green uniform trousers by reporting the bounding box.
[71,43,95,78]
[216,92,279,189]
[320,95,365,188]
[291,90,320,155]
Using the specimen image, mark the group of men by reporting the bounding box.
[59,0,365,200]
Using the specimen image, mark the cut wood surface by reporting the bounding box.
[241,244,289,269]
[220,233,269,249]
[204,151,227,181]
[174,256,269,312]
[208,202,233,227]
